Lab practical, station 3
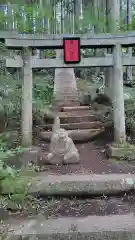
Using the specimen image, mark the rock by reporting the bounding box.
[5,146,44,170]
[80,92,92,106]
[47,117,80,165]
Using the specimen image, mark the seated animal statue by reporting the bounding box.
[47,127,80,165]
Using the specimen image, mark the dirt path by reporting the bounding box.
[40,141,135,175]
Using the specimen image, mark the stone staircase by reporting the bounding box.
[39,105,104,143]
[53,68,80,108]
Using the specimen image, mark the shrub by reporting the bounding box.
[0,80,54,130]
[80,92,92,106]
[93,93,112,106]
[125,99,135,136]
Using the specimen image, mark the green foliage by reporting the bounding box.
[0,139,33,212]
[0,74,54,130]
[93,94,112,106]
[1,175,32,195]
[33,83,53,105]
[125,99,135,134]
[113,141,135,150]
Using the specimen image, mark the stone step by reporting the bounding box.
[55,96,80,102]
[58,111,99,123]
[54,99,80,109]
[39,128,103,143]
[2,173,135,196]
[58,110,102,117]
[39,121,103,131]
[6,214,135,240]
[61,106,90,112]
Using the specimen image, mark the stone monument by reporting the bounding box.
[47,116,80,165]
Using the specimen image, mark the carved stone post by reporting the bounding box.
[21,47,32,146]
[112,44,126,143]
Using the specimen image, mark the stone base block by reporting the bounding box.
[106,143,135,160]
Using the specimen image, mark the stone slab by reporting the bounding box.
[5,214,135,240]
[39,128,102,142]
[61,106,90,112]
[58,110,97,116]
[30,174,135,196]
[2,174,135,196]
[58,113,97,124]
[42,121,103,130]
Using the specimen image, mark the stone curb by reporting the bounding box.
[61,106,90,112]
[6,214,135,240]
[29,174,135,196]
[2,174,135,196]
[106,144,135,159]
[38,121,103,130]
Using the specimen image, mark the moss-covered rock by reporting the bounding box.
[106,142,135,161]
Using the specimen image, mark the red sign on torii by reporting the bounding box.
[63,37,81,64]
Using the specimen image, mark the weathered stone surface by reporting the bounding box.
[42,121,103,131]
[5,214,135,240]
[59,113,97,124]
[47,117,80,164]
[106,144,135,160]
[54,66,79,107]
[47,129,79,164]
[43,109,99,123]
[54,50,79,108]
[5,146,43,170]
[30,174,135,196]
[22,146,43,165]
[52,115,60,133]
[2,174,135,196]
[40,128,103,143]
[61,106,90,112]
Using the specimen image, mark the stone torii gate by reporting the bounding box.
[3,31,135,146]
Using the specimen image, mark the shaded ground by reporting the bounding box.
[1,193,135,222]
[35,127,135,175]
[38,141,135,175]
[2,138,135,222]
[6,135,135,175]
